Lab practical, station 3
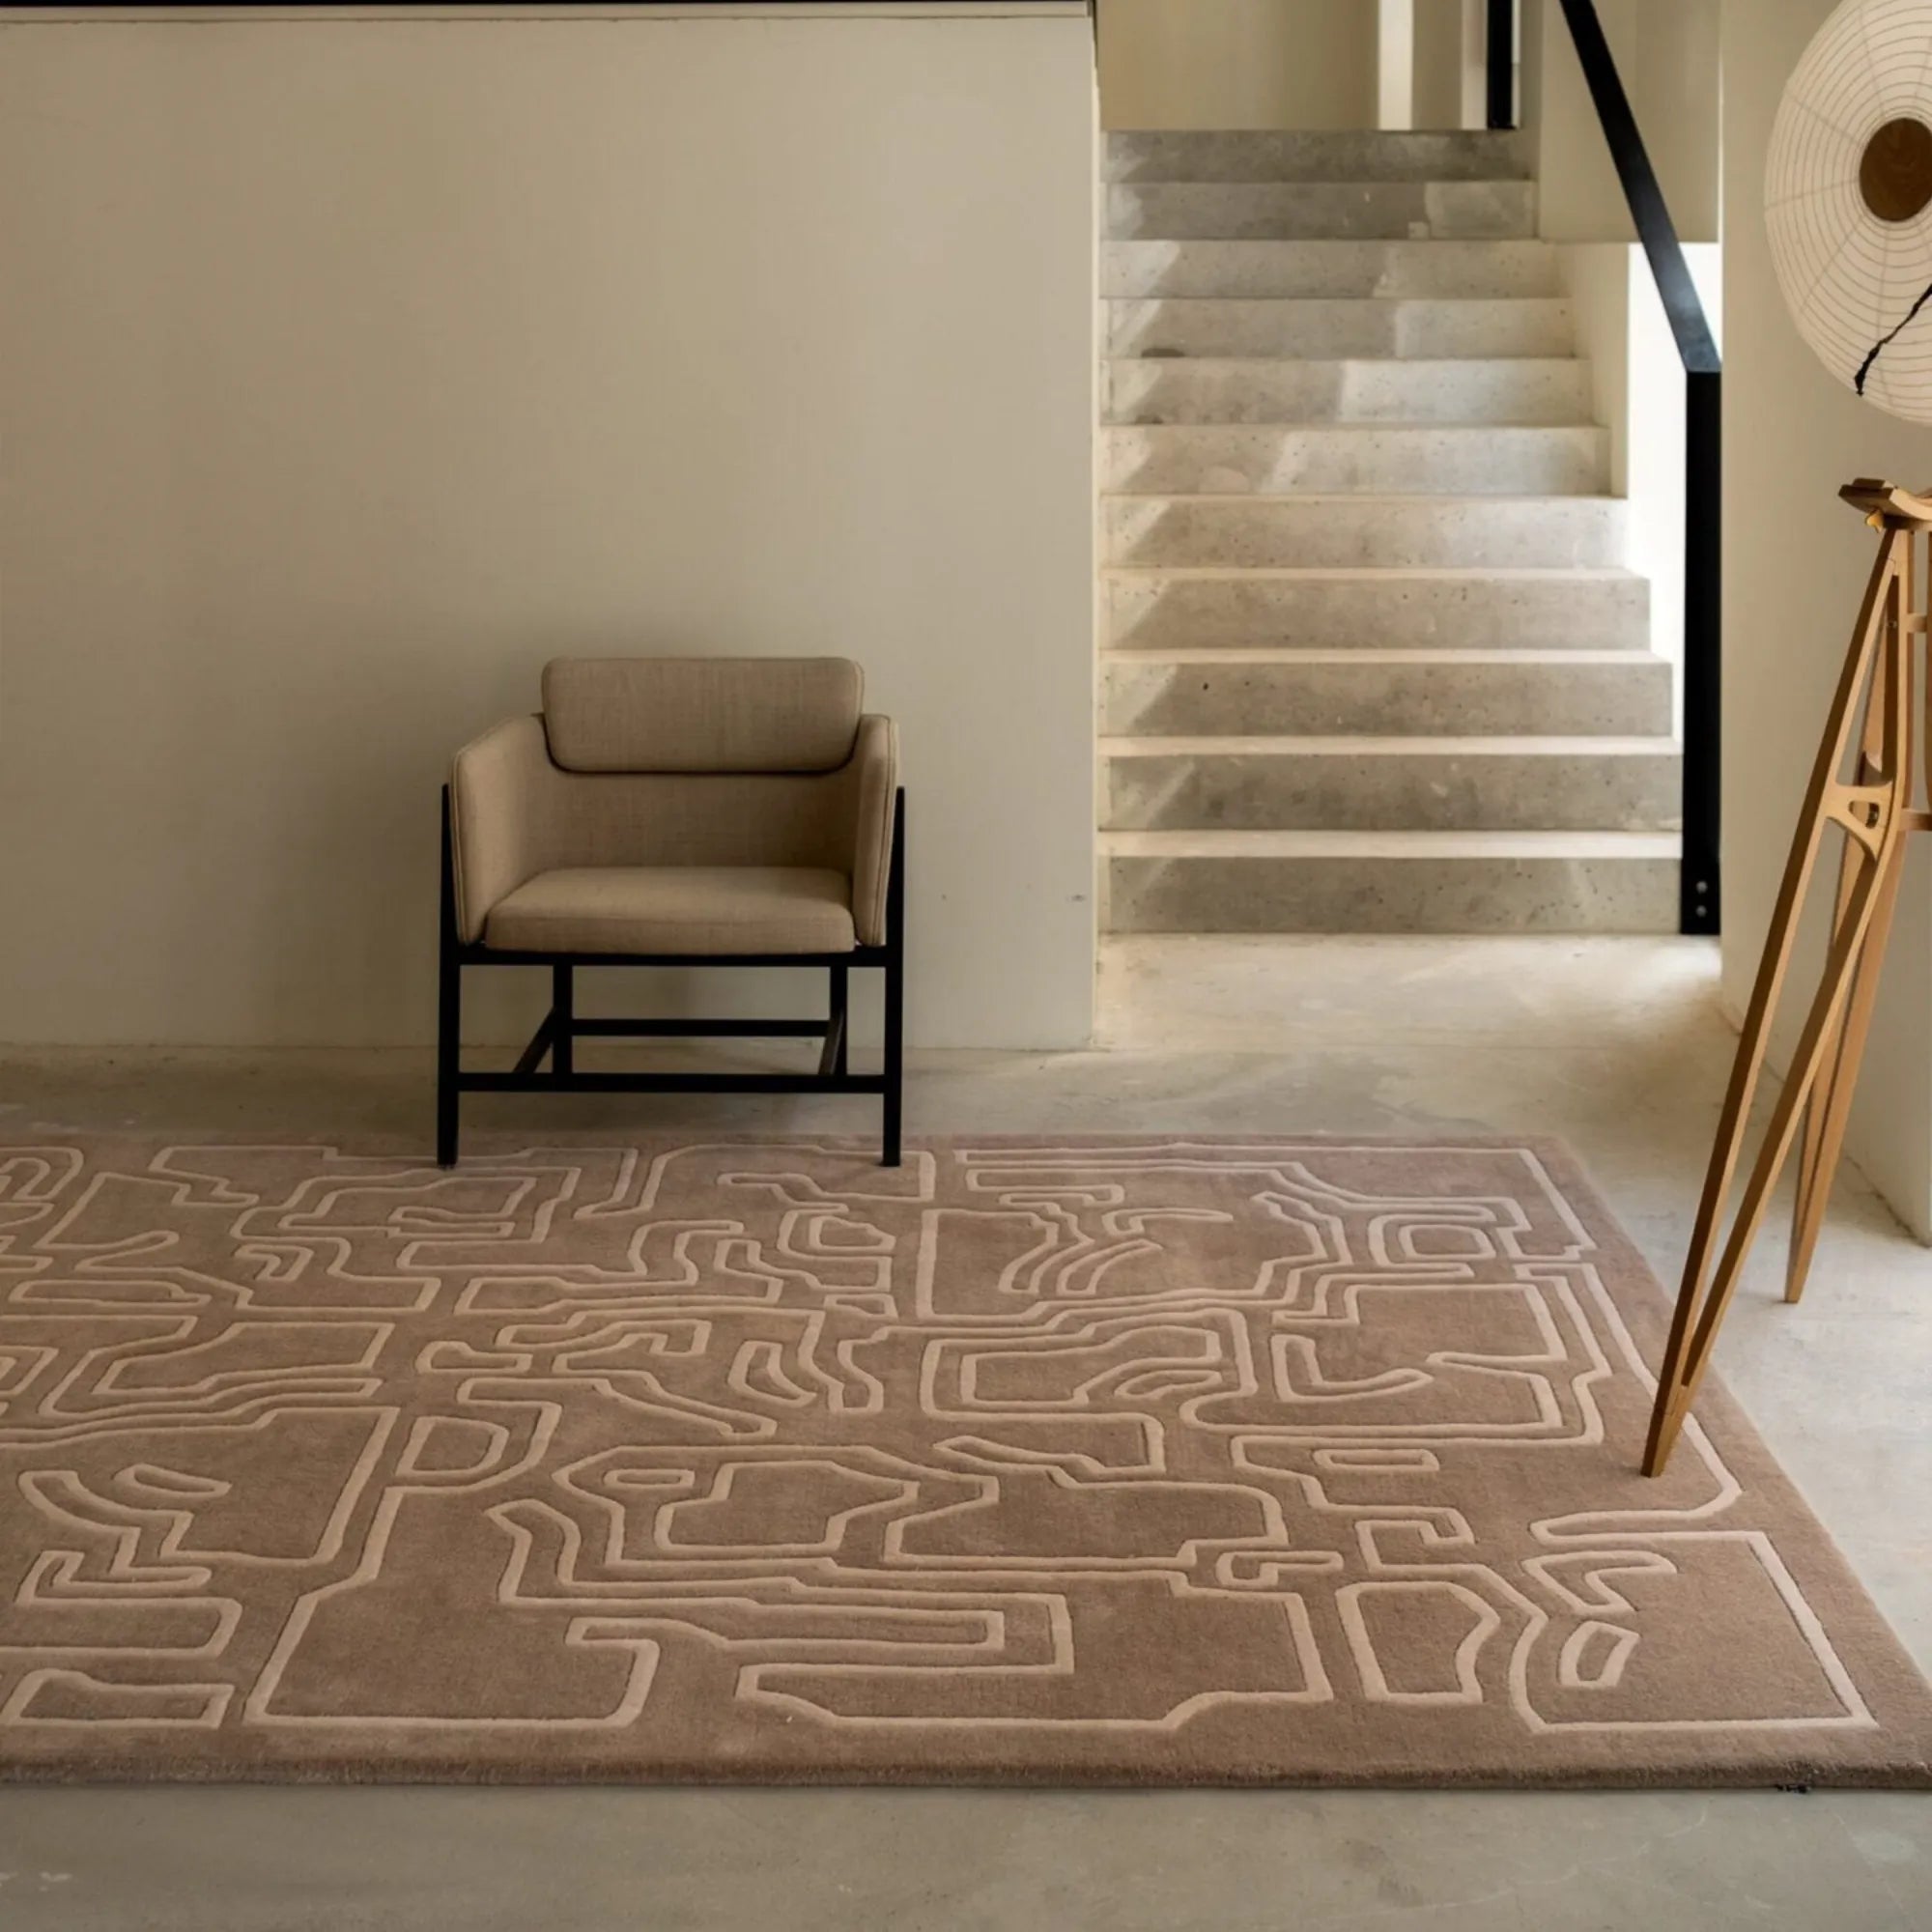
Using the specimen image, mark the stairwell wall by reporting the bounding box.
[1563,242,1722,729]
[1520,0,1720,244]
[0,8,1100,1053]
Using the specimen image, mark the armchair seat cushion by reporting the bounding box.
[482,867,856,956]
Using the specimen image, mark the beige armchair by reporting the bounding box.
[439,657,903,1166]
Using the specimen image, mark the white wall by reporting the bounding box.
[1564,241,1721,728]
[0,10,1099,1052]
[1521,0,1720,243]
[1722,0,1932,1237]
[1097,0,1378,130]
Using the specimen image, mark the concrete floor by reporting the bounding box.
[2,936,1928,1930]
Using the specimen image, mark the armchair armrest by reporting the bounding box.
[846,714,899,947]
[448,715,556,943]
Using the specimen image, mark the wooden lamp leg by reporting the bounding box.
[1645,529,1913,1475]
[1782,844,1907,1305]
[1788,843,1870,1299]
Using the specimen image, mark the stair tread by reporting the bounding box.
[1106,299,1580,360]
[1102,422,1603,434]
[1104,132,1527,179]
[1102,829,1684,857]
[1109,176,1529,187]
[1110,296,1572,303]
[1101,646,1662,665]
[1099,734,1683,756]
[1106,237,1556,248]
[1104,561,1639,576]
[1104,491,1623,503]
[1105,354,1584,363]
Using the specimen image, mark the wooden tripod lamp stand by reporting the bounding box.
[1646,482,1930,1474]
[1646,0,1932,1474]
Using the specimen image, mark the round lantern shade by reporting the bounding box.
[1767,0,1932,424]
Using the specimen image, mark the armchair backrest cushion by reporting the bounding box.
[541,657,863,775]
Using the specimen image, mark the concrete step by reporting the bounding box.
[1105,181,1538,242]
[1103,496,1628,570]
[1104,130,1530,185]
[1104,356,1593,426]
[1104,240,1563,301]
[1102,829,1681,934]
[1108,298,1577,360]
[1105,567,1649,652]
[1101,648,1675,737]
[1100,735,1684,834]
[1101,424,1608,497]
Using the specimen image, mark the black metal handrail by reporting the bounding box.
[1490,0,1720,937]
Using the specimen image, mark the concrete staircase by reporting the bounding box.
[1098,130,1682,935]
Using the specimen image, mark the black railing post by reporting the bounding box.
[1487,0,1516,129]
[1681,370,1722,934]
[1555,0,1722,939]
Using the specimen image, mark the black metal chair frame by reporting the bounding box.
[436,786,905,1168]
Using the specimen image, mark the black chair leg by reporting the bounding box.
[881,789,905,1168]
[830,964,849,1076]
[436,788,462,1169]
[552,963,574,1078]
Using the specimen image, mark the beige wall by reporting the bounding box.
[0,13,1099,1051]
[1627,0,1721,241]
[1722,0,1932,1236]
[1410,0,1467,131]
[1523,0,1720,242]
[1098,0,1377,129]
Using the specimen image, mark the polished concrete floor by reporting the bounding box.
[2,936,1927,1930]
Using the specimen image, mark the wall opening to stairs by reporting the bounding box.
[1092,1,1723,958]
